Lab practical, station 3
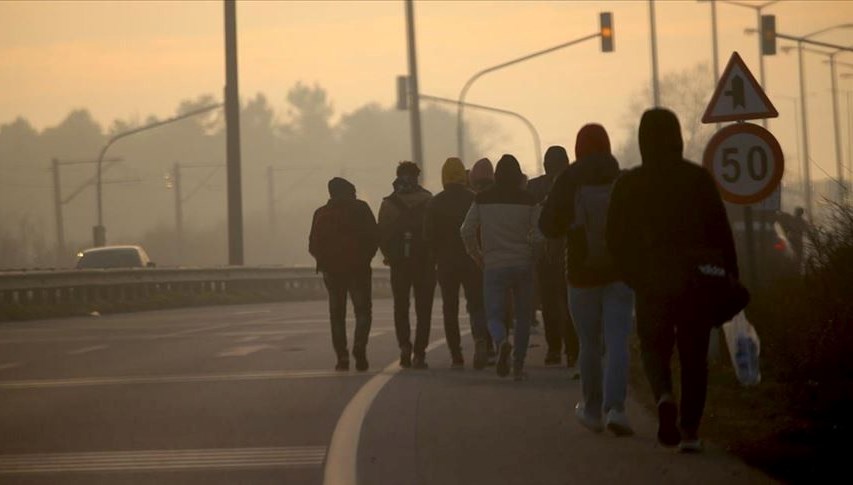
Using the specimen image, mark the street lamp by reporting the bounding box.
[750,21,853,219]
[781,43,853,202]
[93,103,222,247]
[456,13,613,163]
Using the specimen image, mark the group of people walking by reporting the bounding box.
[309,108,741,453]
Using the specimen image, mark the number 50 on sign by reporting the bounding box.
[702,123,784,205]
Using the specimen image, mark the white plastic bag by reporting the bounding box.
[721,311,761,386]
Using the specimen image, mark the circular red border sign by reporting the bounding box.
[702,123,784,205]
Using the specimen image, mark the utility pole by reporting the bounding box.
[649,0,661,106]
[173,162,184,261]
[51,158,66,262]
[224,0,244,265]
[267,165,276,238]
[404,0,424,175]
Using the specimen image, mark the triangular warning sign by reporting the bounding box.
[702,52,778,123]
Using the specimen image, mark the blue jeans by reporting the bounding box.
[484,265,534,366]
[569,282,634,417]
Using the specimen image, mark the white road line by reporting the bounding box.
[217,344,275,357]
[323,331,469,485]
[66,345,109,355]
[0,362,22,371]
[231,310,272,315]
[0,369,372,389]
[368,331,387,338]
[0,446,326,474]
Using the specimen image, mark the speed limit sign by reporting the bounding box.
[702,123,784,205]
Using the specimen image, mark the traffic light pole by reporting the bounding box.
[224,0,244,265]
[456,31,601,163]
[404,0,424,175]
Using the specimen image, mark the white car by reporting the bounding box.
[75,245,156,269]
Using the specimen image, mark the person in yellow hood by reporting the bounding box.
[424,158,489,369]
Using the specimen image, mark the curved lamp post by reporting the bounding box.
[93,103,222,247]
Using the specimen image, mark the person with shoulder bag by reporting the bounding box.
[606,108,747,453]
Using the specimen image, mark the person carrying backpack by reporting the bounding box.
[378,161,436,369]
[424,157,489,369]
[540,124,634,436]
[309,177,379,372]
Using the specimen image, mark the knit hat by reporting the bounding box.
[575,123,612,160]
[441,157,468,188]
[469,157,495,187]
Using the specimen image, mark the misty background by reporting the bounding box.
[1,62,826,270]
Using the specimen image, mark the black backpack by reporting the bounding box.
[384,195,428,263]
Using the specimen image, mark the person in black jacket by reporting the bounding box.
[424,157,488,369]
[527,146,578,369]
[606,108,739,452]
[309,177,379,372]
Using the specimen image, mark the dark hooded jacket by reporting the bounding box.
[527,146,570,204]
[539,124,621,287]
[309,177,379,273]
[605,108,738,295]
[424,158,477,268]
[461,155,541,269]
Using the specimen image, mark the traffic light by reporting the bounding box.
[761,15,776,55]
[600,12,614,53]
[396,75,409,110]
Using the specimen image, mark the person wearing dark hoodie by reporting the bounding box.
[424,157,489,369]
[309,177,379,372]
[527,146,579,371]
[606,108,739,452]
[461,154,540,380]
[539,124,634,437]
[378,161,436,369]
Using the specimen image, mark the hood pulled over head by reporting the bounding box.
[328,177,356,200]
[543,146,569,176]
[494,154,524,188]
[638,108,684,167]
[441,157,468,188]
[575,124,612,160]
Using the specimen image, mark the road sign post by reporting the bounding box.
[703,52,783,360]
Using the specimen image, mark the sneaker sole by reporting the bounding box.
[606,421,635,437]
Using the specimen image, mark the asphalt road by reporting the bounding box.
[0,299,774,484]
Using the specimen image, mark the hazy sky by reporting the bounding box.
[1,0,852,180]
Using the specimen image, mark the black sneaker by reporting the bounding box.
[412,355,428,369]
[400,345,412,369]
[335,356,350,372]
[544,351,562,366]
[496,341,512,377]
[657,399,681,447]
[353,350,369,372]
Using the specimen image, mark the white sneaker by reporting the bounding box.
[679,438,703,453]
[605,409,634,437]
[574,403,603,433]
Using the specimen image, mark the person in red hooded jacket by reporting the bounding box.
[540,124,634,437]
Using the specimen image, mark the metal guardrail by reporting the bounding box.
[0,266,391,306]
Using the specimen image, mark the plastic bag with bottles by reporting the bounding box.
[722,311,761,386]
